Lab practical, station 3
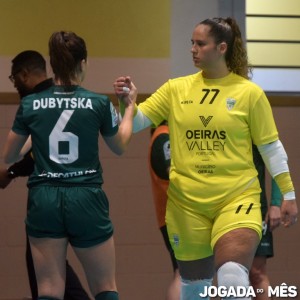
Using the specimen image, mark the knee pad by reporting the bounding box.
[217,261,249,288]
[95,291,119,300]
[217,261,252,300]
[181,278,213,300]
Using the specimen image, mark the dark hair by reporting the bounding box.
[11,50,46,74]
[199,17,251,79]
[49,31,88,85]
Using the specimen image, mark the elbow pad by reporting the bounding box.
[257,140,289,177]
[258,140,295,200]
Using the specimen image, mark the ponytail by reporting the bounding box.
[49,31,87,86]
[200,17,252,79]
[225,18,252,79]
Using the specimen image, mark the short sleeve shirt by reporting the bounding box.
[139,72,278,205]
[12,85,118,186]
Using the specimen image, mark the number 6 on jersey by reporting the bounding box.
[49,110,79,164]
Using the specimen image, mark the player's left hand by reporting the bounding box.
[280,199,298,227]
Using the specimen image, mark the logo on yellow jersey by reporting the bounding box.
[226,98,236,110]
[199,116,213,127]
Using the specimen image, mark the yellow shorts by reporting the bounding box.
[166,181,262,261]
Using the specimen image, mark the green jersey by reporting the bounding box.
[12,85,118,187]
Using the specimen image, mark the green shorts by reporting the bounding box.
[166,180,262,261]
[255,207,274,258]
[26,185,113,248]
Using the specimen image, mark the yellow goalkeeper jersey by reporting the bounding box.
[139,71,278,205]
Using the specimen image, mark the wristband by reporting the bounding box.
[7,150,34,177]
[274,172,294,195]
[7,169,17,179]
[283,191,296,201]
